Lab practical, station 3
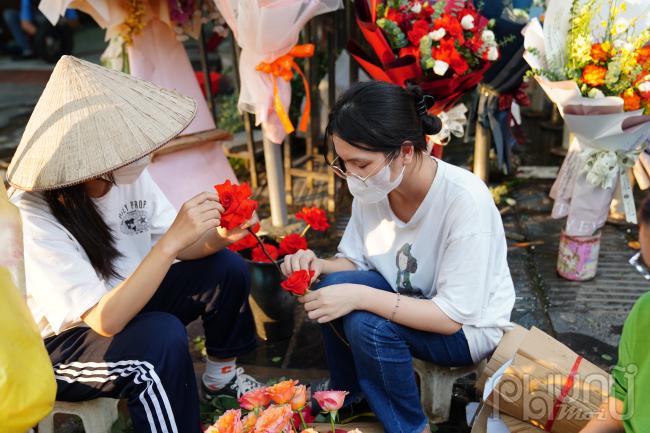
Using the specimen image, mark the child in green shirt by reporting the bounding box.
[581,195,650,433]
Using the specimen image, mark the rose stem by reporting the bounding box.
[299,224,311,238]
[330,411,336,433]
[247,227,284,276]
[298,410,308,430]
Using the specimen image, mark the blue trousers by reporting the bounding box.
[45,250,257,433]
[316,271,473,433]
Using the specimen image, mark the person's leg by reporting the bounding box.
[47,312,201,433]
[141,250,257,394]
[2,9,33,55]
[314,270,394,405]
[342,309,473,433]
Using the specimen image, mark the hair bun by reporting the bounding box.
[421,114,442,135]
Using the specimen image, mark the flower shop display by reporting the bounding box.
[523,0,650,280]
[347,0,501,156]
[205,379,353,433]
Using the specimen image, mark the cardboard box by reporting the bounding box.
[476,324,529,393]
[483,327,610,433]
[471,403,544,433]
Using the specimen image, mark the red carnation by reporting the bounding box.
[281,270,315,296]
[251,243,279,263]
[214,180,258,230]
[407,19,430,47]
[434,14,464,43]
[278,233,308,256]
[295,207,330,232]
[433,38,469,75]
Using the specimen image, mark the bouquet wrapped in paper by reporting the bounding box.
[347,0,500,155]
[523,0,650,237]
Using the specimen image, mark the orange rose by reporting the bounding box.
[636,46,650,67]
[265,380,297,405]
[242,412,257,433]
[290,385,308,411]
[252,405,293,433]
[207,409,243,433]
[590,43,610,63]
[239,387,270,411]
[621,88,642,111]
[582,64,607,87]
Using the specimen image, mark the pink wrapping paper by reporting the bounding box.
[128,18,237,209]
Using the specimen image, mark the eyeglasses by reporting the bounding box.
[328,152,398,184]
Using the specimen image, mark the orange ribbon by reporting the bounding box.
[256,44,314,135]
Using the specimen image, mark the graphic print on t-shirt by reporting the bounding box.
[395,243,425,298]
[119,200,151,235]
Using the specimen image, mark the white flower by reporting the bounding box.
[461,14,475,30]
[411,2,422,13]
[481,30,495,43]
[429,28,446,41]
[639,81,650,93]
[587,88,605,98]
[486,46,499,61]
[433,60,449,76]
[613,18,629,35]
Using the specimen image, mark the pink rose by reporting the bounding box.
[313,390,348,412]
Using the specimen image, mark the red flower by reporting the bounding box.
[228,223,260,252]
[239,387,270,411]
[581,64,607,87]
[432,38,469,75]
[295,207,329,232]
[214,180,258,230]
[407,19,430,47]
[251,244,279,263]
[278,234,308,256]
[280,270,315,296]
[433,14,464,43]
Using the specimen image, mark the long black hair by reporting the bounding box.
[325,81,442,162]
[44,182,122,281]
[641,193,650,226]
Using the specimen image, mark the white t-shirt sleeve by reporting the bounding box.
[22,216,108,335]
[142,170,177,247]
[336,200,370,270]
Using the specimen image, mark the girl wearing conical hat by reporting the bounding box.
[7,56,262,432]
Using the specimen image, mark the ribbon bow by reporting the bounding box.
[256,44,315,135]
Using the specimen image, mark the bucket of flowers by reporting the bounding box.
[523,0,650,280]
[215,180,330,340]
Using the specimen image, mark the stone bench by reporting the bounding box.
[413,358,486,424]
[37,398,119,433]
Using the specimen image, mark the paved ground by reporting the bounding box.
[2,22,647,433]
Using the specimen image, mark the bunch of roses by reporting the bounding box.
[205,379,352,433]
[376,0,499,77]
[228,206,330,264]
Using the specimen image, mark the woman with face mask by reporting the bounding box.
[7,56,262,433]
[281,81,516,433]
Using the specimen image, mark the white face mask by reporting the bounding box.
[347,161,405,204]
[112,156,149,185]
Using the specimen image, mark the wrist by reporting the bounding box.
[351,284,369,310]
[154,237,180,261]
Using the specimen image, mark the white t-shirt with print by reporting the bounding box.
[337,159,515,363]
[10,169,177,338]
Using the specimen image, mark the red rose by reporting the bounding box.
[278,233,308,256]
[434,14,464,43]
[251,243,279,263]
[214,180,258,230]
[432,38,469,75]
[227,223,260,252]
[280,270,315,296]
[295,207,330,232]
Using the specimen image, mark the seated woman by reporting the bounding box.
[7,56,260,433]
[580,196,650,433]
[281,81,516,433]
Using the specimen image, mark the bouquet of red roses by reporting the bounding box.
[348,0,500,115]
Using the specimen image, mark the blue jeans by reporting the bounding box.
[315,271,473,433]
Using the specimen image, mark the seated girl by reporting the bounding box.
[7,56,260,433]
[281,81,516,433]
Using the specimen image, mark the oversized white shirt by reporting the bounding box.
[337,159,515,363]
[10,169,177,338]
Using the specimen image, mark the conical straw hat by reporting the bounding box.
[7,55,197,191]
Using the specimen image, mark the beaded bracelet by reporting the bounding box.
[389,292,401,321]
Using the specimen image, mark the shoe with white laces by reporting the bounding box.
[201,367,264,401]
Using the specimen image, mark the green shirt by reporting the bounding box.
[612,292,650,433]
